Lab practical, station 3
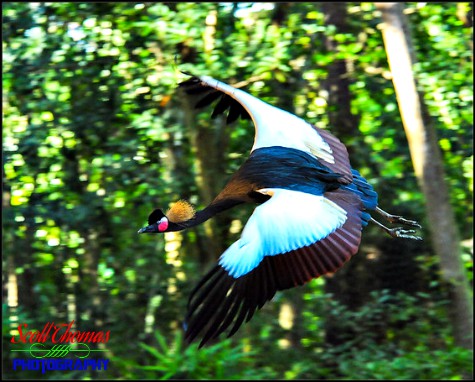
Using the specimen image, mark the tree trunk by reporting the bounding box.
[319,2,371,346]
[375,2,473,349]
[180,7,237,269]
[320,2,361,146]
[181,90,230,267]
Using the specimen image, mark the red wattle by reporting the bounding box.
[158,220,168,232]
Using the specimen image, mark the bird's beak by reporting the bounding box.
[137,224,154,234]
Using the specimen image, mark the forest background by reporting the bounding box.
[2,2,473,380]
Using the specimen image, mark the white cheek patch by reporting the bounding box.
[219,189,347,278]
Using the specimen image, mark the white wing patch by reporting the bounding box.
[198,75,335,164]
[218,188,347,278]
[251,108,336,164]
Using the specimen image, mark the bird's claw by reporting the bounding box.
[386,227,422,240]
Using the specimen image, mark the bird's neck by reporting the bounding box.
[168,198,244,231]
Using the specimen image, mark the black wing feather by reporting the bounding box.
[178,75,252,124]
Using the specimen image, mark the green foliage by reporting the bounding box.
[115,330,277,380]
[2,2,472,380]
[338,344,472,380]
[302,290,473,380]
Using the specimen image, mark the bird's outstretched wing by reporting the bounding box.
[178,73,353,184]
[184,188,363,347]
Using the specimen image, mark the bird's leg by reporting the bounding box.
[375,207,421,228]
[370,218,422,240]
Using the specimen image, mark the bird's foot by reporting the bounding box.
[385,227,422,240]
[371,217,422,240]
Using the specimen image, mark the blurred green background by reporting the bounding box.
[2,2,473,380]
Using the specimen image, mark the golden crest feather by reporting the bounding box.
[166,200,195,223]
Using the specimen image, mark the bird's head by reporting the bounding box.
[138,200,195,234]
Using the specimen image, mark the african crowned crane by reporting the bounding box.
[138,73,421,347]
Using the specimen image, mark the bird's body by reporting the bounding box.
[139,73,421,347]
[216,146,342,200]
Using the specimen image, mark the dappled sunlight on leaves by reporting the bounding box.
[2,2,472,379]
